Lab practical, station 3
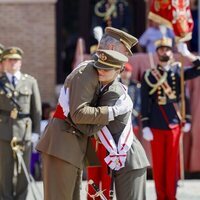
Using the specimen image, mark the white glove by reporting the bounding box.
[111,94,133,117]
[142,127,154,141]
[58,86,70,117]
[182,123,191,133]
[31,133,40,152]
[93,26,103,42]
[177,42,191,57]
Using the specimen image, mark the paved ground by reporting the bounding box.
[27,179,200,200]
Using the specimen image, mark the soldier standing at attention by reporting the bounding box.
[0,47,42,200]
[0,44,5,76]
[141,38,200,200]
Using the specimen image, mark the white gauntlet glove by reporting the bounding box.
[177,42,191,57]
[142,127,154,141]
[31,133,40,152]
[111,94,133,117]
[58,86,70,117]
[182,123,191,133]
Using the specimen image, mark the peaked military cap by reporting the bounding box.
[155,37,173,50]
[105,27,138,56]
[94,49,128,70]
[2,47,24,60]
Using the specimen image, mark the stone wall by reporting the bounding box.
[0,0,57,105]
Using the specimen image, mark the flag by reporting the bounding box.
[148,0,194,42]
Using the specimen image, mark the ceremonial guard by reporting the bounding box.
[0,47,41,199]
[141,38,200,200]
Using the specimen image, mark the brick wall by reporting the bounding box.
[0,0,57,105]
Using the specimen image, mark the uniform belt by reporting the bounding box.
[0,109,30,119]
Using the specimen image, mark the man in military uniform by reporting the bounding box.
[82,49,149,200]
[0,47,41,199]
[0,44,5,76]
[36,27,137,200]
[141,38,200,200]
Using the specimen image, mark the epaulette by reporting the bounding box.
[24,73,35,80]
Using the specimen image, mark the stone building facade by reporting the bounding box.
[0,0,57,105]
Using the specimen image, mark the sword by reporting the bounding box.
[11,137,43,200]
[87,179,108,200]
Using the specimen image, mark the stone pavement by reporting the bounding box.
[27,180,200,200]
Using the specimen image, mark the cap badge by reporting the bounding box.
[10,49,17,54]
[99,53,107,61]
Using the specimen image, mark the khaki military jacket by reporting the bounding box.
[0,72,41,141]
[36,62,110,169]
[77,79,150,170]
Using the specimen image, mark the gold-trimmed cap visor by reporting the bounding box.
[94,49,128,70]
[2,47,23,60]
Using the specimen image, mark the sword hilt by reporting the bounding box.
[88,179,100,192]
[87,179,107,200]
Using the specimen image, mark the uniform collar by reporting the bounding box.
[157,64,170,72]
[6,71,21,83]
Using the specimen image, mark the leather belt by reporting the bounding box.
[0,109,30,119]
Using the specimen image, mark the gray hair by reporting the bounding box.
[98,33,121,49]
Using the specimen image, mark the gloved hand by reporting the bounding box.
[182,123,191,133]
[31,133,40,152]
[93,26,103,42]
[177,42,191,57]
[142,127,154,141]
[58,86,70,117]
[111,94,133,117]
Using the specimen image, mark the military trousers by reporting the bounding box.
[0,139,31,200]
[41,153,82,200]
[151,127,181,200]
[114,167,147,200]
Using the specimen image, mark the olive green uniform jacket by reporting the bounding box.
[0,72,41,199]
[36,62,109,169]
[77,79,150,200]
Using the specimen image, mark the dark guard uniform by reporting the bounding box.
[141,40,200,199]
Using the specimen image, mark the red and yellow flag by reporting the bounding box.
[148,0,194,42]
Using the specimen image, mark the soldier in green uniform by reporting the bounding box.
[83,49,149,200]
[0,44,5,76]
[0,47,42,199]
